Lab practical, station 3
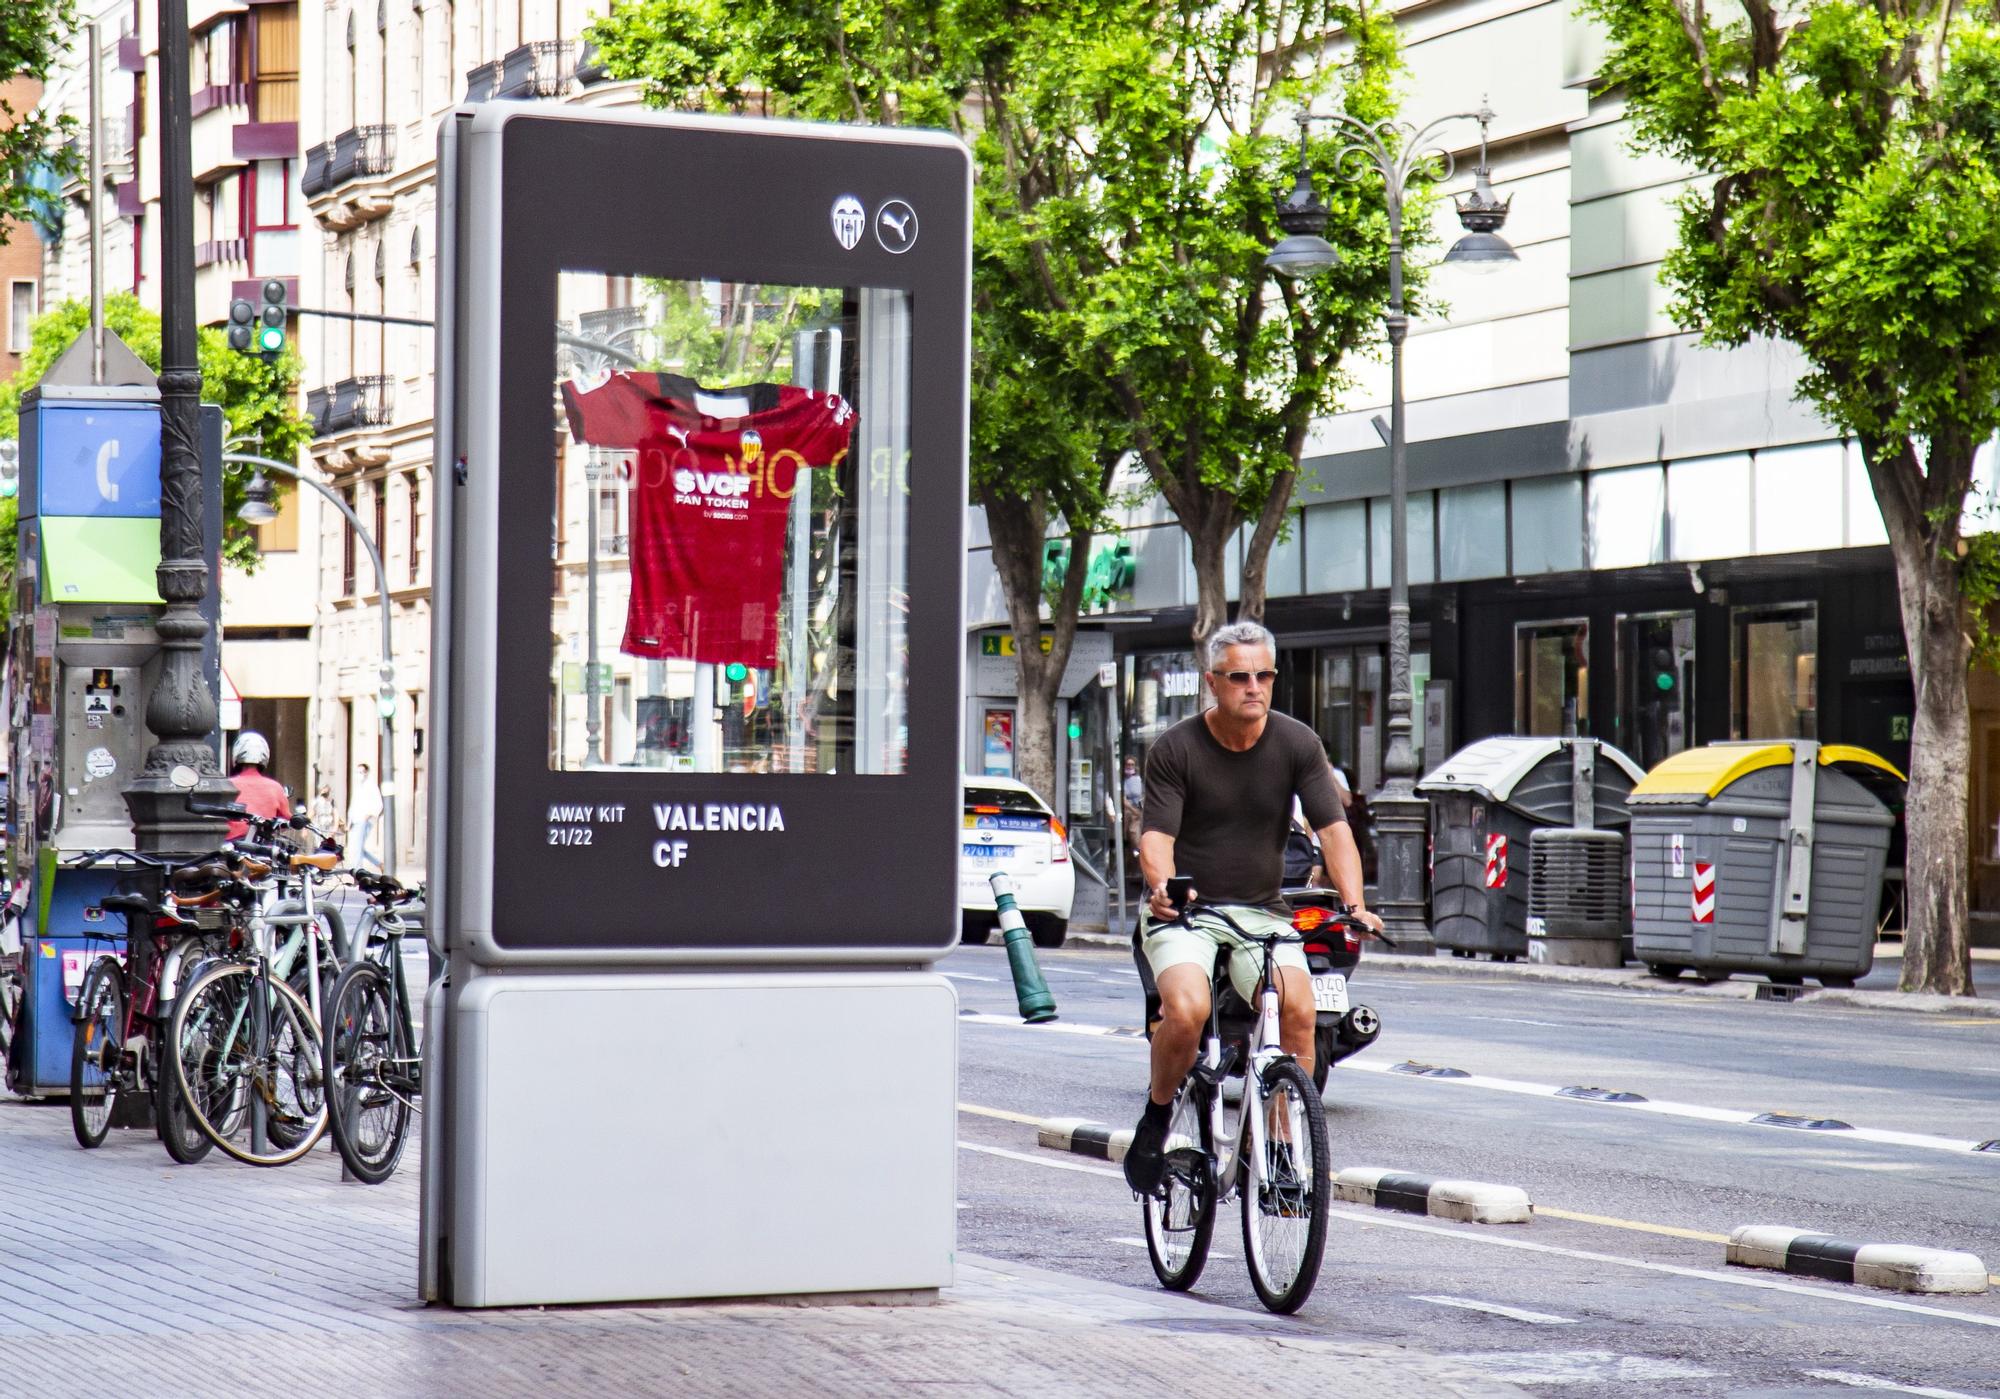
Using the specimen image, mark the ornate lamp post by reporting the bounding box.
[1265,105,1517,955]
[125,0,236,849]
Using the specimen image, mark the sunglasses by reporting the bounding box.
[1212,669,1277,687]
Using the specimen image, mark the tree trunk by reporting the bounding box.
[1897,549,1976,995]
[1238,469,1299,627]
[1186,508,1236,656]
[978,482,1091,810]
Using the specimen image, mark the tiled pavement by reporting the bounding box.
[0,1097,1524,1398]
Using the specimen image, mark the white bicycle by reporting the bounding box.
[1139,895,1362,1313]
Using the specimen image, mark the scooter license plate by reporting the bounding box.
[1311,973,1348,1014]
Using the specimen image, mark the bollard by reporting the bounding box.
[989,873,1058,1023]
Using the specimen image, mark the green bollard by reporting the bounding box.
[989,873,1058,1023]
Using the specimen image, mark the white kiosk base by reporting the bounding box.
[444,970,958,1307]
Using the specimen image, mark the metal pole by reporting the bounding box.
[584,451,602,765]
[1365,168,1435,954]
[225,454,398,878]
[86,21,104,385]
[126,0,233,853]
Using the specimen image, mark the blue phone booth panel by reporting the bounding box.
[18,869,128,1095]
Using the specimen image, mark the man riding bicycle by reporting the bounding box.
[1124,621,1381,1196]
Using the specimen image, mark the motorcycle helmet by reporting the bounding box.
[231,730,272,769]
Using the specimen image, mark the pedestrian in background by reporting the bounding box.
[1122,755,1145,868]
[348,763,383,871]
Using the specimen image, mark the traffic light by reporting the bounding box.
[226,297,256,352]
[1066,719,1082,741]
[257,279,288,359]
[1647,647,1677,695]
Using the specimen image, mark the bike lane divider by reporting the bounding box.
[1333,1166,1534,1225]
[1726,1226,1989,1296]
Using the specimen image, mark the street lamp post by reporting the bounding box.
[1265,104,1517,956]
[234,456,400,879]
[125,0,237,849]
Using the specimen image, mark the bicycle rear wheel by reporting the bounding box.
[170,962,327,1167]
[154,1036,214,1165]
[69,959,126,1148]
[324,960,413,1184]
[1241,1058,1330,1313]
[1142,1080,1216,1291]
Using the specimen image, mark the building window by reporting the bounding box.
[406,469,421,582]
[342,485,358,595]
[1368,491,1434,589]
[1438,481,1507,582]
[1732,602,1817,740]
[1515,619,1590,736]
[8,280,36,353]
[1511,475,1585,575]
[253,2,301,122]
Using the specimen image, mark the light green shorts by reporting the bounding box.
[1141,903,1309,1004]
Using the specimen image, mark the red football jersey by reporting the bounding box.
[560,371,856,669]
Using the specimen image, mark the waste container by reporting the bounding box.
[1626,742,1901,987]
[1419,737,1648,960]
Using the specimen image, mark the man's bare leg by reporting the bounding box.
[1148,964,1212,1104]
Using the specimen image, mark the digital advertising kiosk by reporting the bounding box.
[424,105,969,1307]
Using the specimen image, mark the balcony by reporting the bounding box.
[194,237,247,268]
[306,376,395,467]
[466,41,574,102]
[302,125,396,231]
[59,117,134,194]
[191,83,249,183]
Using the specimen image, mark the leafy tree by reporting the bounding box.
[1580,0,1988,995]
[592,0,1126,806]
[0,295,311,599]
[0,0,78,245]
[985,1,1407,650]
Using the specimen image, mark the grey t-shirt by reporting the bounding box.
[1141,711,1345,909]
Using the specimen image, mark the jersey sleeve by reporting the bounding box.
[1140,736,1187,838]
[561,374,647,448]
[785,391,857,465]
[1294,729,1345,832]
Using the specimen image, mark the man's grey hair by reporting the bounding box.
[1205,621,1277,671]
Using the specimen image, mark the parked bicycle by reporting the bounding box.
[323,868,425,1183]
[1137,888,1375,1314]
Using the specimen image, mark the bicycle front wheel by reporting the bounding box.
[69,959,127,1149]
[170,962,327,1167]
[324,960,413,1184]
[1142,1080,1216,1291]
[1241,1058,1330,1314]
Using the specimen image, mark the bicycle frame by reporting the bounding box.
[1191,928,1294,1205]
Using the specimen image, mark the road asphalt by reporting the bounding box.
[949,939,2000,1397]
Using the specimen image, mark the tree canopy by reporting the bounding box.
[1580,0,1989,993]
[0,0,77,245]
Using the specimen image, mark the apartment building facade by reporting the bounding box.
[25,0,319,800]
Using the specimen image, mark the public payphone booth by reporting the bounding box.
[425,107,969,1307]
[5,335,224,1098]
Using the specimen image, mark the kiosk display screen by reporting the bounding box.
[552,273,910,778]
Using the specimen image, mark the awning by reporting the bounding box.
[1629,741,1906,802]
[40,516,162,604]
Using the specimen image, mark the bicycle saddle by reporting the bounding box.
[169,861,231,899]
[100,893,155,917]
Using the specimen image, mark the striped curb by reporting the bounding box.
[1333,1166,1534,1224]
[1038,1117,1132,1163]
[1726,1226,1989,1295]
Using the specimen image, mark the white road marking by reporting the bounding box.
[962,1012,1991,1153]
[1341,1209,2000,1331]
[962,1126,2000,1330]
[942,972,1000,982]
[1412,1294,1576,1325]
[1108,1235,1237,1260]
[958,1139,1125,1180]
[1804,1369,1992,1397]
[1452,1351,1716,1384]
[1794,1159,1927,1173]
[1463,1016,1567,1029]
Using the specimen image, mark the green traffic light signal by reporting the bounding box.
[1067,720,1082,740]
[1655,671,1675,692]
[724,662,749,683]
[258,325,285,353]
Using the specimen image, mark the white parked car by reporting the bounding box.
[959,775,1075,948]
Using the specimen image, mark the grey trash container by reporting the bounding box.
[1626,741,1901,987]
[1418,737,1648,960]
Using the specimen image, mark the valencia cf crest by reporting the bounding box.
[831,195,866,250]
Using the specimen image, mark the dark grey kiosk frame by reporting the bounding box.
[423,105,968,1308]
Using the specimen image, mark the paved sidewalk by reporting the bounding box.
[0,1097,1525,1397]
